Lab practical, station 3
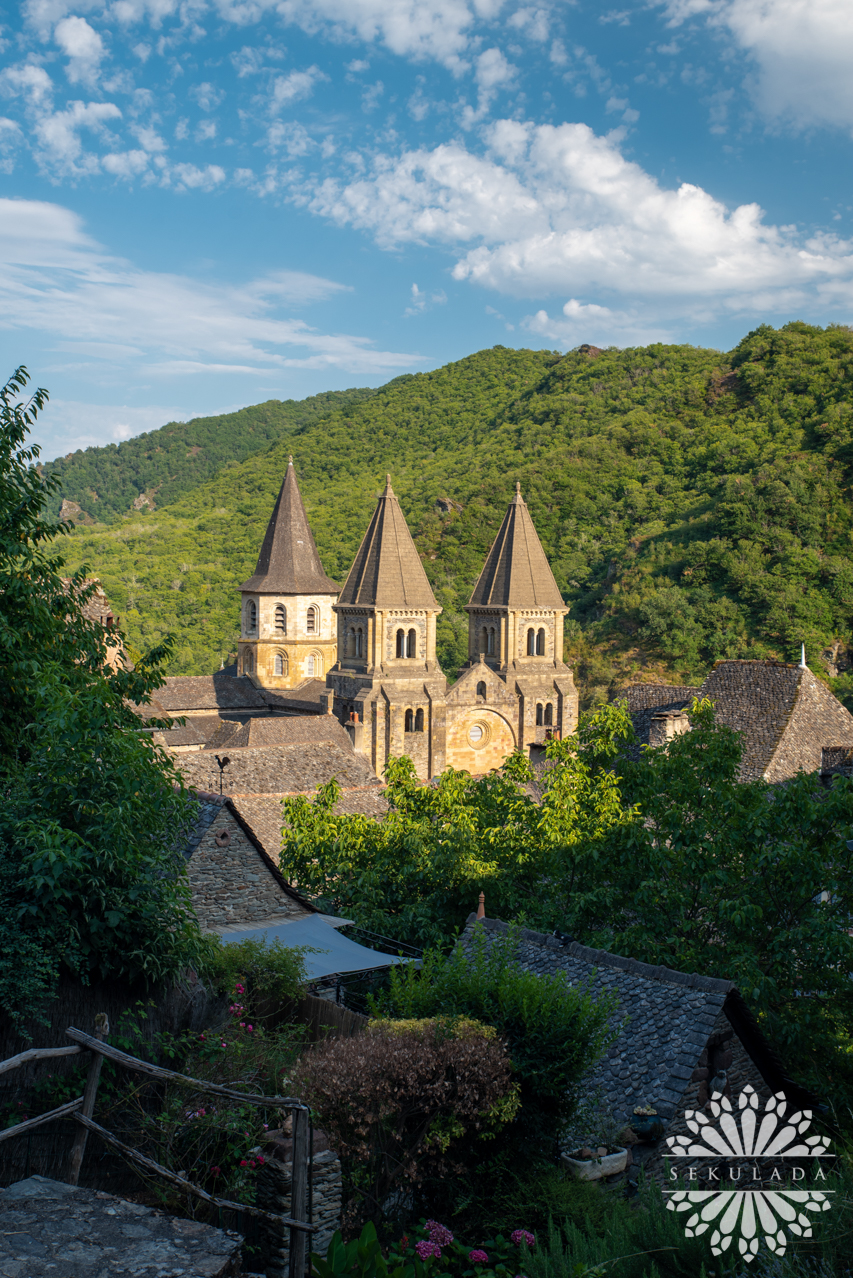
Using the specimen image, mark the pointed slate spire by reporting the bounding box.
[468,483,564,609]
[238,458,339,594]
[337,475,438,608]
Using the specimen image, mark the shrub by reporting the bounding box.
[291,1018,518,1230]
[198,933,307,1026]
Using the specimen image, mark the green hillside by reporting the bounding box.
[58,324,853,706]
[41,385,379,523]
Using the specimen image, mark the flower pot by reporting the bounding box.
[630,1115,665,1143]
[561,1147,628,1181]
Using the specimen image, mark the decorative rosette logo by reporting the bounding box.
[664,1085,832,1262]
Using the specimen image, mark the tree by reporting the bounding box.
[0,367,201,1027]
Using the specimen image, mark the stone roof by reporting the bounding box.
[175,741,383,796]
[233,787,389,862]
[155,672,269,713]
[205,715,352,751]
[258,679,329,715]
[337,475,438,610]
[467,484,565,610]
[238,458,339,595]
[614,684,699,760]
[155,714,232,748]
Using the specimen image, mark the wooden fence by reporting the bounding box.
[297,995,368,1043]
[0,1016,316,1278]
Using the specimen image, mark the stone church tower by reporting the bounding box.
[324,477,578,779]
[237,459,339,688]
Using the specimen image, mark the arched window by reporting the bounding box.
[488,627,496,655]
[306,604,318,634]
[355,627,364,657]
[243,647,253,673]
[407,628,416,658]
[275,604,286,632]
[246,600,257,633]
[536,703,543,726]
[405,708,414,732]
[544,702,553,725]
[476,680,487,699]
[480,626,488,653]
[396,628,405,658]
[415,708,424,732]
[274,651,288,676]
[536,628,545,655]
[527,628,536,656]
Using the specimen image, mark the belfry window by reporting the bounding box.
[536,703,544,726]
[246,600,257,634]
[415,708,424,732]
[488,627,496,655]
[307,605,319,634]
[544,702,553,726]
[355,627,364,657]
[243,647,254,674]
[405,708,414,732]
[396,629,405,658]
[275,604,286,632]
[527,628,536,656]
[480,627,488,653]
[407,628,417,658]
[536,628,546,655]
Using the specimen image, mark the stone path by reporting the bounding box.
[0,1175,249,1277]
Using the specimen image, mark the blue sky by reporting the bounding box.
[1,0,852,459]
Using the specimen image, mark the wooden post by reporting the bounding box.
[289,1105,310,1278]
[66,1012,109,1186]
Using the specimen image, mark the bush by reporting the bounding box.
[198,933,307,1026]
[291,1018,518,1230]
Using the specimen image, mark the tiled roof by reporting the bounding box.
[459,916,731,1122]
[257,679,329,714]
[205,715,352,751]
[155,715,231,748]
[337,476,438,610]
[156,673,268,712]
[175,741,382,795]
[614,684,699,760]
[467,484,564,610]
[231,786,389,862]
[238,459,340,595]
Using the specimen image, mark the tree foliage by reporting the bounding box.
[0,366,202,1027]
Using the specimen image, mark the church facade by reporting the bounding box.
[238,464,578,779]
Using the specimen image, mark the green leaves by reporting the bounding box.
[313,1223,428,1278]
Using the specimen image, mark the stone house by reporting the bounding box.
[618,658,853,783]
[459,915,816,1183]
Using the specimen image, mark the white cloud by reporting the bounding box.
[270,66,325,109]
[0,198,421,396]
[189,81,224,112]
[34,100,122,176]
[168,161,225,188]
[54,16,106,85]
[403,281,447,314]
[1,63,55,108]
[297,115,853,330]
[660,0,853,132]
[507,6,548,41]
[101,146,149,174]
[525,299,670,346]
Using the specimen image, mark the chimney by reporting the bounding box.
[476,892,485,920]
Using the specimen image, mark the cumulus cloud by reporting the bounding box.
[270,66,326,109]
[35,100,122,177]
[0,197,421,385]
[660,0,853,132]
[54,16,106,85]
[298,115,853,330]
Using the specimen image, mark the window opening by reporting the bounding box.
[488,627,496,655]
[246,600,257,633]
[536,628,545,655]
[396,629,405,658]
[527,628,535,656]
[415,708,424,732]
[307,655,315,677]
[476,681,487,699]
[407,628,416,658]
[544,702,553,726]
[356,628,364,657]
[275,604,286,632]
[536,703,543,726]
[243,648,253,674]
[307,605,318,634]
[405,709,414,732]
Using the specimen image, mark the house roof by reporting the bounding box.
[467,484,565,610]
[174,741,383,796]
[155,673,269,713]
[459,916,815,1121]
[232,787,388,861]
[261,680,329,715]
[156,714,233,748]
[337,476,438,610]
[180,791,316,914]
[205,715,353,751]
[238,459,339,596]
[615,684,700,761]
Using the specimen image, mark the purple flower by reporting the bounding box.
[469,1251,489,1265]
[425,1221,454,1247]
[511,1231,535,1248]
[415,1241,442,1261]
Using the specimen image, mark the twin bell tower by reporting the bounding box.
[238,463,578,779]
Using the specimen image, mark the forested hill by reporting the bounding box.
[58,324,853,706]
[40,385,379,523]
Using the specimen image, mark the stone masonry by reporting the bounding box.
[254,1135,342,1278]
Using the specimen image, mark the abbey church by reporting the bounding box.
[235,461,578,778]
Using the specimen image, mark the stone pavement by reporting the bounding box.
[0,1175,251,1277]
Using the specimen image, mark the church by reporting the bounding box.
[236,461,578,778]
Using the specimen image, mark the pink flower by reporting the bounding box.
[247,1024,253,1032]
[415,1241,441,1261]
[256,1155,265,1164]
[240,1022,245,1028]
[511,1231,535,1248]
[210,1166,221,1177]
[239,1159,248,1167]
[469,1251,489,1265]
[425,1222,454,1247]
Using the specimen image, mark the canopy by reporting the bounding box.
[217,914,408,981]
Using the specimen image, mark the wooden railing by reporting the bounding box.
[0,1016,316,1278]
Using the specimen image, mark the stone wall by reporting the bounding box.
[189,809,306,930]
[256,1146,342,1277]
[446,706,517,774]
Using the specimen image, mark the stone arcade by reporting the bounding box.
[237,463,579,778]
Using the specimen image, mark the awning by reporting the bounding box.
[216,914,409,981]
